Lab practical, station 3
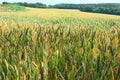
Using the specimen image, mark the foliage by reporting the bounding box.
[2,2,47,8]
[51,3,120,15]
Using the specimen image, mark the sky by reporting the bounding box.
[0,0,120,5]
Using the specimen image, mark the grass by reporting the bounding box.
[0,8,120,80]
[0,4,26,12]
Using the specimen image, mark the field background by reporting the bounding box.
[0,8,120,30]
[0,7,120,80]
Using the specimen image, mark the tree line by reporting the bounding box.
[51,3,120,15]
[2,2,47,8]
[2,2,120,15]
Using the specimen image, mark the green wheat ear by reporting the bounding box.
[2,59,9,76]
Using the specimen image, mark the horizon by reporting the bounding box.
[0,0,120,5]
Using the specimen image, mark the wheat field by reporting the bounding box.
[0,8,120,80]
